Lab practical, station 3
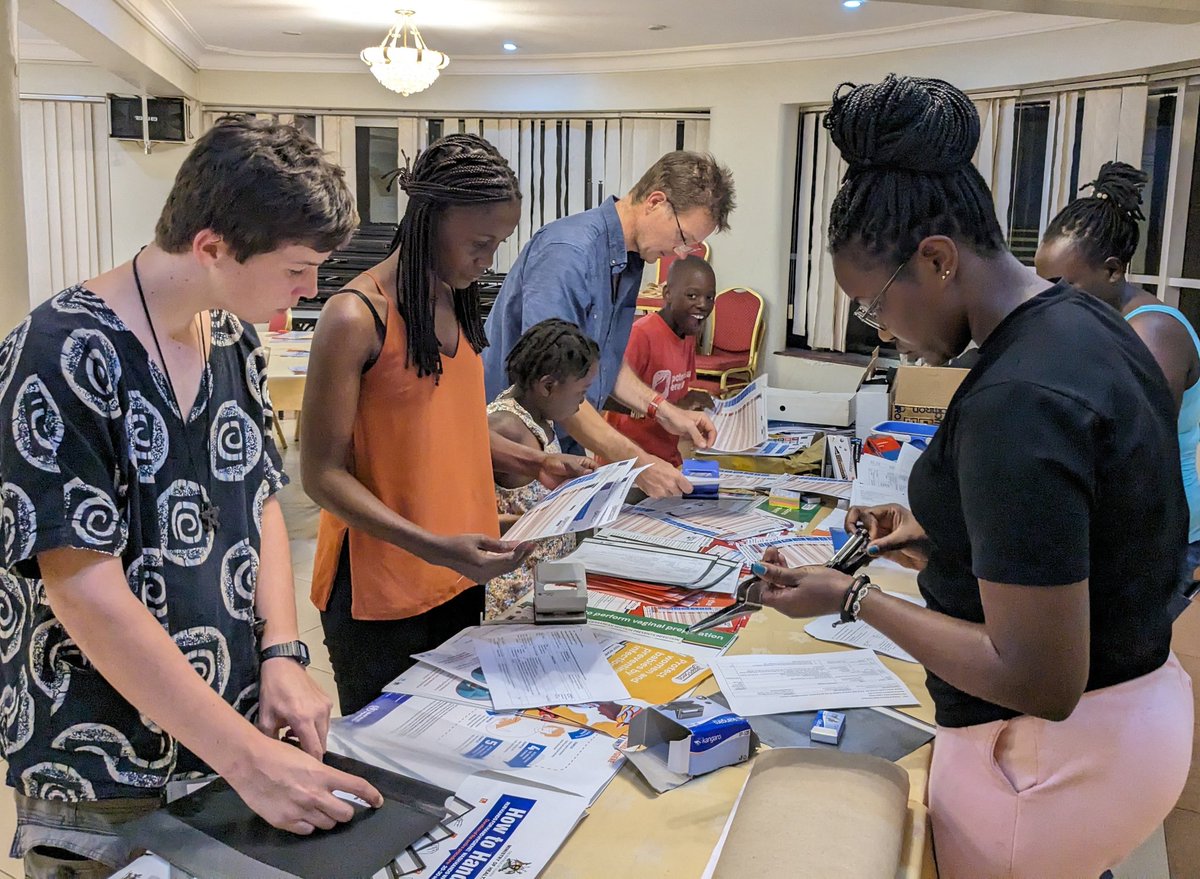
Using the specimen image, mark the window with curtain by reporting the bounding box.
[19,99,114,306]
[1007,101,1051,265]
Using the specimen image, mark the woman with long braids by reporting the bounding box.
[748,76,1192,876]
[301,134,592,714]
[1036,162,1200,612]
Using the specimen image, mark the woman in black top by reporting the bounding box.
[752,75,1193,878]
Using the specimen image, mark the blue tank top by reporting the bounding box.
[1126,304,1200,543]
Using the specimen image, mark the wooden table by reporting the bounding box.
[545,560,937,879]
[261,331,311,445]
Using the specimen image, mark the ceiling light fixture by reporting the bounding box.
[361,9,449,97]
[502,41,518,51]
[648,24,669,31]
[842,0,864,7]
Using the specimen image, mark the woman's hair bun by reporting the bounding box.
[824,74,980,175]
[1084,161,1147,220]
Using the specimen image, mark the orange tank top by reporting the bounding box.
[310,273,499,620]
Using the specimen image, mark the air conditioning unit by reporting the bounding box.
[108,95,196,151]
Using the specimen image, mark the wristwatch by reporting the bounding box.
[259,640,311,668]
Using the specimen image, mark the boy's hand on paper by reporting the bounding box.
[227,737,383,835]
[752,551,849,619]
[655,402,718,449]
[257,657,333,758]
[677,390,715,412]
[537,452,597,488]
[635,457,693,498]
[846,503,931,571]
[433,533,536,582]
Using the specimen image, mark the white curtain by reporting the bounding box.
[973,97,1017,233]
[319,116,357,211]
[791,111,850,351]
[1044,91,1082,228]
[1076,84,1149,187]
[20,100,114,306]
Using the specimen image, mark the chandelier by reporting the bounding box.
[361,10,449,96]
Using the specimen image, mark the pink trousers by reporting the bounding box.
[929,653,1193,879]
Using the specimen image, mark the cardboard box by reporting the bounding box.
[889,366,968,426]
[627,695,755,778]
[768,351,883,428]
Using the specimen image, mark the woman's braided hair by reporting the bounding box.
[1043,160,1147,266]
[384,133,520,380]
[824,74,1007,263]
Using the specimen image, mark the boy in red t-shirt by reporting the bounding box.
[608,256,716,466]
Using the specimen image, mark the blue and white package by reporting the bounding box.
[810,709,846,745]
[628,694,755,779]
[682,459,720,498]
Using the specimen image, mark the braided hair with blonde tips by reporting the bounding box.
[504,319,600,392]
[824,74,1007,263]
[384,133,520,380]
[1042,161,1147,267]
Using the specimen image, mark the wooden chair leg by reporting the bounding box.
[274,415,288,451]
[293,411,302,442]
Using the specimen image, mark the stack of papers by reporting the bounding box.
[596,509,712,552]
[330,693,625,801]
[703,378,768,453]
[562,538,742,592]
[504,459,646,542]
[709,649,918,717]
[735,534,834,567]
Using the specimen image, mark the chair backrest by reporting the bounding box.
[654,241,712,286]
[711,287,763,354]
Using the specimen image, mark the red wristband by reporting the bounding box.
[646,393,666,420]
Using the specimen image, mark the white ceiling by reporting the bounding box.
[169,0,967,57]
[18,0,1093,74]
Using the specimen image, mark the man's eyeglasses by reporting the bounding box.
[666,198,698,258]
[854,259,908,332]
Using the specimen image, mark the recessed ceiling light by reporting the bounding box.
[842,0,863,7]
[282,29,303,35]
[648,24,669,31]
[502,41,518,51]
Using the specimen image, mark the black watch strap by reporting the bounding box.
[259,640,311,668]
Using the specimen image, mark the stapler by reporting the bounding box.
[686,578,764,634]
[532,560,588,625]
[826,526,873,575]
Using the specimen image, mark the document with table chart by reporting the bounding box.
[710,649,918,716]
[502,459,645,542]
[704,377,769,453]
[471,626,630,710]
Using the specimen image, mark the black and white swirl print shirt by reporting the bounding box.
[0,285,286,801]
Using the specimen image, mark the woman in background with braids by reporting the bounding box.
[487,318,599,618]
[1037,162,1200,614]
[301,134,593,714]
[748,76,1192,877]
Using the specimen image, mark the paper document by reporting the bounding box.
[736,535,834,567]
[776,475,854,500]
[585,607,734,667]
[802,592,924,663]
[710,649,918,716]
[472,627,630,710]
[503,459,644,543]
[383,660,497,708]
[597,510,712,552]
[706,377,769,453]
[388,776,587,879]
[849,453,907,509]
[330,693,624,800]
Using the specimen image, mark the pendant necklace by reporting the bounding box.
[131,251,221,533]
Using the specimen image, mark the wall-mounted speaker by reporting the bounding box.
[108,94,189,143]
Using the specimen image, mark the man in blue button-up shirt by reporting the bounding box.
[484,151,736,497]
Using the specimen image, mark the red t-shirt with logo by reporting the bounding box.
[607,312,695,466]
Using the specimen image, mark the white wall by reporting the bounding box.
[19,61,182,265]
[21,16,1200,386]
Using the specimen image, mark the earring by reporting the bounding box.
[941,271,951,281]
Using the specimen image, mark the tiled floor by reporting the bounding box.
[0,422,1181,876]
